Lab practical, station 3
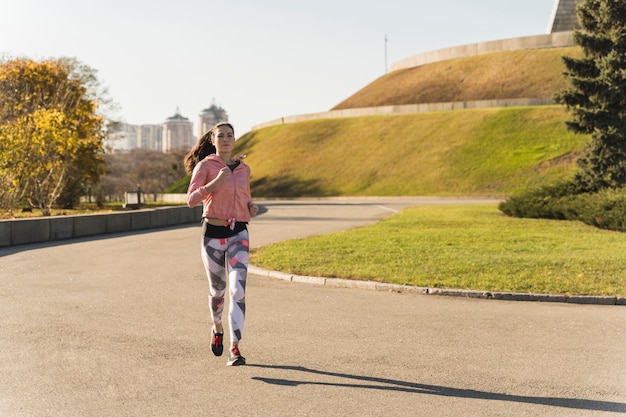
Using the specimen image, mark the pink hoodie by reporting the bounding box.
[186,155,252,222]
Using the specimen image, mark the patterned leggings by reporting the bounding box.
[200,229,249,344]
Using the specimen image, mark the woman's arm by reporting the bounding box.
[187,163,209,207]
[187,164,231,208]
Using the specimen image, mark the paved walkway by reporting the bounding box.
[1,198,625,417]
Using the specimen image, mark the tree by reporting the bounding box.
[0,121,28,214]
[554,0,626,191]
[0,58,107,215]
[98,149,187,201]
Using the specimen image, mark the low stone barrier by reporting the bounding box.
[252,97,554,130]
[390,31,575,72]
[0,205,203,248]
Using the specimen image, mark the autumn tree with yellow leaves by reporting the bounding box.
[0,57,107,216]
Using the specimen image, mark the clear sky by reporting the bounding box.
[1,0,556,136]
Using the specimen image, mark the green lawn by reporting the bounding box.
[251,204,626,297]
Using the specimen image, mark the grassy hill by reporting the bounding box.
[169,46,588,197]
[234,106,586,197]
[332,47,583,109]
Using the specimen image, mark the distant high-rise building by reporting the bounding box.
[105,123,138,152]
[138,124,163,151]
[548,0,583,33]
[198,100,229,137]
[162,107,194,153]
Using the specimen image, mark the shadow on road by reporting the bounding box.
[248,364,626,413]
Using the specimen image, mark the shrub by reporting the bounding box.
[499,183,626,232]
[498,181,578,219]
[574,189,626,232]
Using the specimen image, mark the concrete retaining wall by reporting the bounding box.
[252,97,554,130]
[0,205,203,248]
[390,31,575,72]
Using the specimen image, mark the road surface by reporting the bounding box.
[1,198,624,416]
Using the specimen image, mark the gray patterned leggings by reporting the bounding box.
[200,229,249,344]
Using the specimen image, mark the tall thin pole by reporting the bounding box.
[385,34,388,73]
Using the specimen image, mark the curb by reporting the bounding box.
[248,265,626,306]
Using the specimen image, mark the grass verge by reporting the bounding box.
[250,204,626,297]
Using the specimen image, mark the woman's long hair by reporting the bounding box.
[184,122,234,174]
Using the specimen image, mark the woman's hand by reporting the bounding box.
[248,201,259,217]
[203,167,231,192]
[214,167,231,183]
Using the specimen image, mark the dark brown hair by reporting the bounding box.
[183,122,234,174]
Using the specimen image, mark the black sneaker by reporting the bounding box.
[227,346,246,366]
[211,329,224,357]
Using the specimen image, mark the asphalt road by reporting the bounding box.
[1,198,625,417]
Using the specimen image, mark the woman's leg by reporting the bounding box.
[225,229,249,346]
[201,236,228,329]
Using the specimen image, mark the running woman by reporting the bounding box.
[185,122,259,366]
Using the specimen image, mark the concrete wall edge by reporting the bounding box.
[389,31,575,72]
[0,205,203,248]
[252,97,556,130]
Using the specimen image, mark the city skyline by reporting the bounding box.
[107,103,228,152]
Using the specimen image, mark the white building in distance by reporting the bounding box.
[198,101,229,138]
[162,107,194,153]
[138,124,163,151]
[105,122,138,152]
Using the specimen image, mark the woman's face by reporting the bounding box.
[212,125,235,154]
